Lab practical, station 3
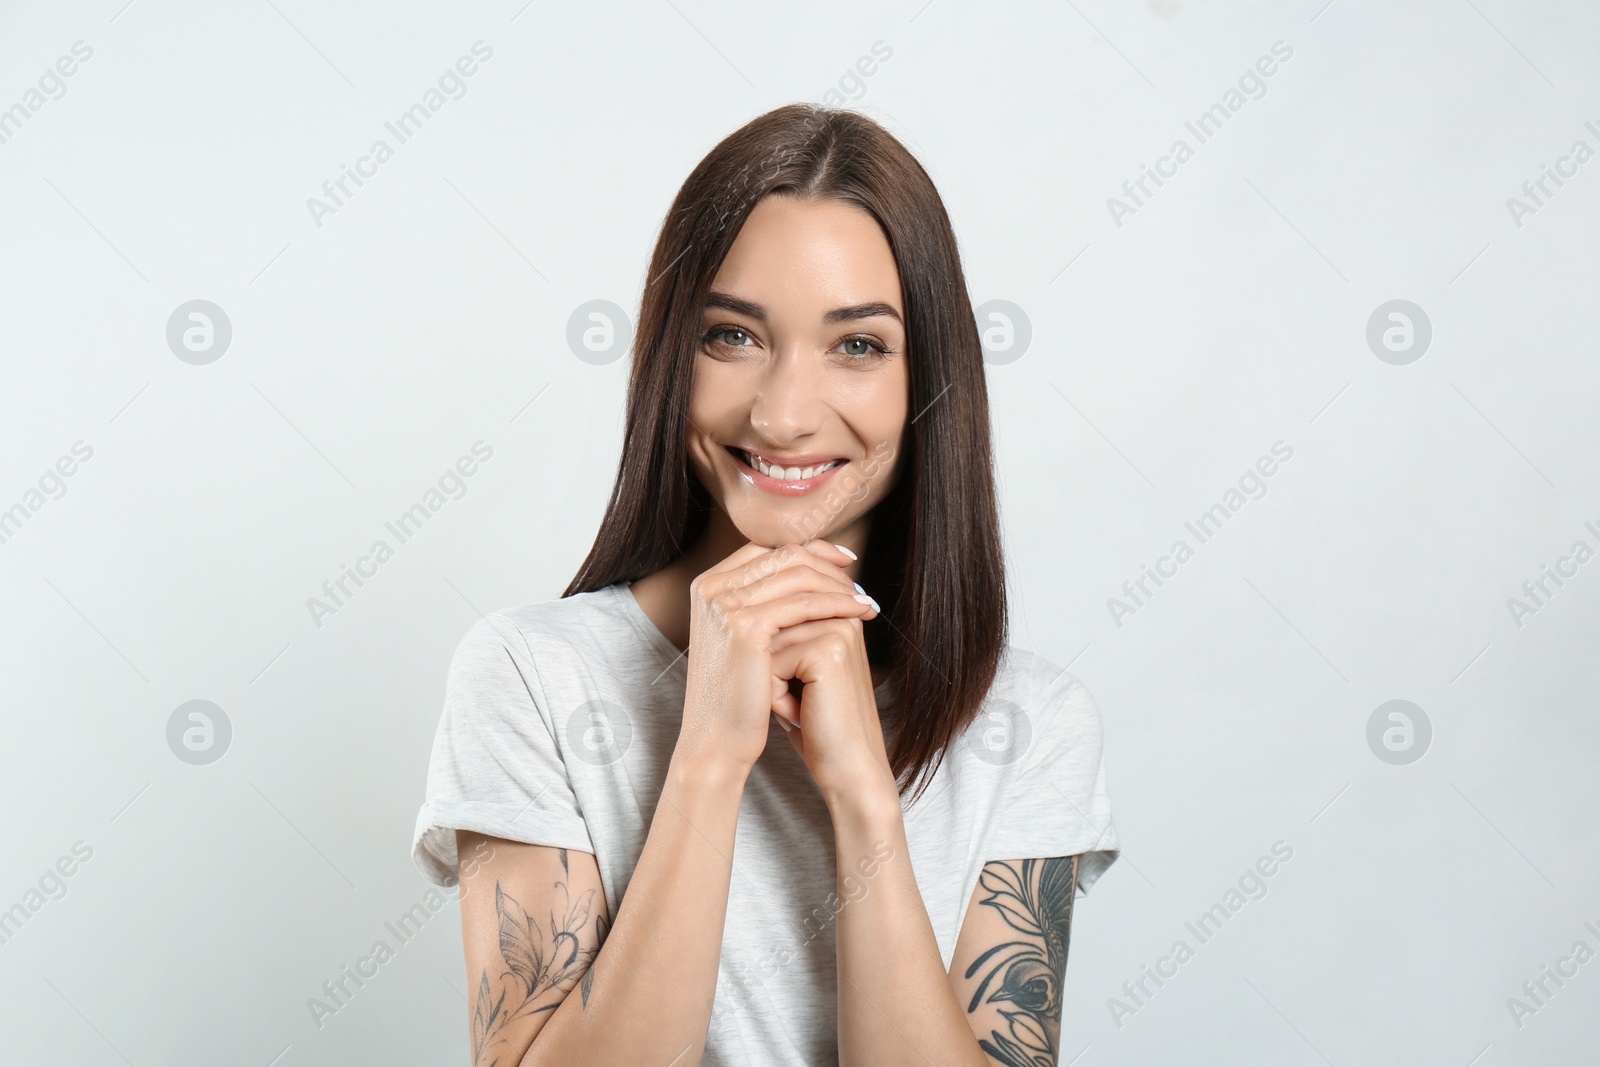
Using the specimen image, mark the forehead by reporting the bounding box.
[710,196,903,316]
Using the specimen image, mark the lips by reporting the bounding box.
[725,446,847,494]
[729,447,845,481]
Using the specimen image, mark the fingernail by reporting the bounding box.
[834,543,858,560]
[773,711,795,732]
[853,594,873,605]
[869,597,881,613]
[852,581,866,595]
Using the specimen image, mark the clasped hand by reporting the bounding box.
[680,539,894,808]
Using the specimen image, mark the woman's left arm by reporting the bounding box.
[830,788,996,1067]
[832,792,1080,1067]
[947,855,1080,1067]
[768,567,1079,1066]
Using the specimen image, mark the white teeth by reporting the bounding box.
[742,451,842,481]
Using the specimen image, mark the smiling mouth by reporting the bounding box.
[726,446,846,483]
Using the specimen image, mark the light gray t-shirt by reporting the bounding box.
[411,582,1118,1066]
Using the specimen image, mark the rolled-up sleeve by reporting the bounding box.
[411,613,594,887]
[981,668,1120,895]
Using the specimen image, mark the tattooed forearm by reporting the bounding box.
[964,856,1078,1067]
[580,911,608,1009]
[470,849,604,1066]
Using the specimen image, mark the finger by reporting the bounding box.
[709,553,862,613]
[796,539,859,572]
[749,543,858,593]
[793,541,881,614]
[771,643,870,694]
[770,676,801,727]
[769,623,868,688]
[768,616,863,655]
[746,590,877,638]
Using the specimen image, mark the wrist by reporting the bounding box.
[669,739,753,790]
[822,765,903,830]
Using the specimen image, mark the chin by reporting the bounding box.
[727,509,819,549]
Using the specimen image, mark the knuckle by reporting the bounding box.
[729,610,760,640]
[819,632,852,661]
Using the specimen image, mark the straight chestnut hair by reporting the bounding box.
[564,104,1006,804]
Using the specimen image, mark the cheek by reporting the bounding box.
[689,357,750,426]
[840,371,908,450]
[872,371,911,488]
[685,360,748,485]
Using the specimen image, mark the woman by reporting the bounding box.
[412,103,1119,1067]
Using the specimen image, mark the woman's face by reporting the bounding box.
[686,194,910,549]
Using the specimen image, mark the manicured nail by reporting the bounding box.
[853,581,866,595]
[834,543,858,560]
[869,597,881,613]
[853,594,874,606]
[773,711,795,732]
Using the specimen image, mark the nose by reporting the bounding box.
[748,345,828,444]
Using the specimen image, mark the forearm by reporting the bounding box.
[526,751,747,1067]
[830,783,989,1067]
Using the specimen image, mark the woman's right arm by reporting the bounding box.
[456,745,750,1067]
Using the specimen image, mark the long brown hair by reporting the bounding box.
[563,103,1006,804]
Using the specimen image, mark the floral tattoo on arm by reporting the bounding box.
[963,855,1079,1067]
[470,848,607,1067]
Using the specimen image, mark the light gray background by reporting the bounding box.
[1,1,1596,1064]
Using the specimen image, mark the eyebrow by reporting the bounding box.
[705,291,903,327]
